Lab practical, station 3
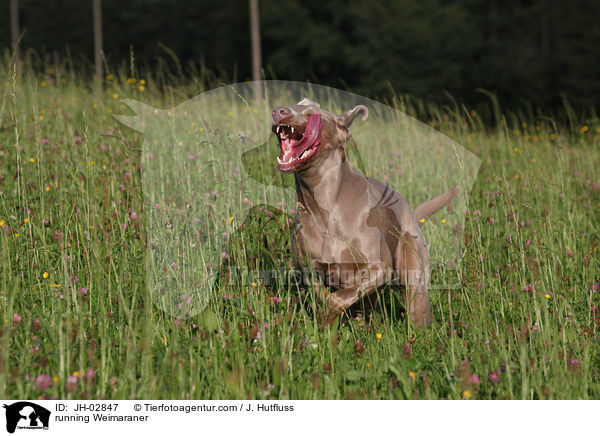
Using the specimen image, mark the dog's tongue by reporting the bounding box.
[298,113,322,151]
[280,113,322,160]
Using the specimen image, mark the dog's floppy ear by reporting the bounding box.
[297,98,320,108]
[337,105,368,128]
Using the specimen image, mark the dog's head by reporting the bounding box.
[271,98,368,173]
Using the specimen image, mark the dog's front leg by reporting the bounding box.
[323,264,392,326]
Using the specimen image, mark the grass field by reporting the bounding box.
[1,59,599,400]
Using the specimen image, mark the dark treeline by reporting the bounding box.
[1,0,599,114]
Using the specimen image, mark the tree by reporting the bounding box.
[10,0,20,69]
[249,0,262,99]
[93,0,103,81]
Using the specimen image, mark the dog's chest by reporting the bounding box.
[292,203,391,267]
[293,204,351,259]
[293,220,368,289]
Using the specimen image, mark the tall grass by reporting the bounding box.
[0,54,599,399]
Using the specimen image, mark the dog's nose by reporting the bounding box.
[272,106,291,122]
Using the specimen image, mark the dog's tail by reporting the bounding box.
[414,186,459,225]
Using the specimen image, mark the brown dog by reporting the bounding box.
[272,98,456,327]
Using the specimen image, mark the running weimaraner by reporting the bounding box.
[272,98,457,327]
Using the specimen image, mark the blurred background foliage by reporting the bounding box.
[1,0,599,115]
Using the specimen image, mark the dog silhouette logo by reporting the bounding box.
[3,402,50,433]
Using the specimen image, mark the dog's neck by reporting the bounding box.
[294,147,357,217]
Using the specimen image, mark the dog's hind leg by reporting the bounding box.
[396,231,431,327]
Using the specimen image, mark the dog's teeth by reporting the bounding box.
[277,157,282,164]
[290,127,295,133]
[277,126,281,134]
[299,147,315,160]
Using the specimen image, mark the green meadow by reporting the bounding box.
[1,58,599,400]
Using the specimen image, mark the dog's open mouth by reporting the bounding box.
[273,113,322,171]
